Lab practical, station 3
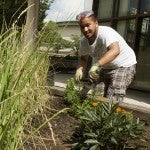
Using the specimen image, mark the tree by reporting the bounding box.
[24,0,54,46]
[0,0,27,30]
[0,0,53,31]
[24,0,40,46]
[39,0,53,30]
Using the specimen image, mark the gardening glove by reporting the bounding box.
[75,67,83,82]
[89,63,101,80]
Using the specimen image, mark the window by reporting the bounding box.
[97,0,113,19]
[93,0,150,53]
[100,22,111,26]
[118,0,138,16]
[93,0,150,91]
[141,0,150,14]
[116,21,127,38]
[140,18,150,47]
[116,19,136,48]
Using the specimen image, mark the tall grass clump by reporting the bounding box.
[0,26,53,149]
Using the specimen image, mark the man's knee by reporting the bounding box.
[107,94,125,102]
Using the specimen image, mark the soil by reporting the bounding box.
[25,96,150,150]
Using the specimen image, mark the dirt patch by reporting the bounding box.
[25,96,150,150]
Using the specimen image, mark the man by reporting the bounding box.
[75,10,137,101]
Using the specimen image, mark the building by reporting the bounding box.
[92,0,150,91]
[57,21,80,41]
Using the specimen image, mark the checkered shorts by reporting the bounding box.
[96,65,136,100]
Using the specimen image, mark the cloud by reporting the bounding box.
[45,0,85,22]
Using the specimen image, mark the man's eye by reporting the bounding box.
[80,26,85,29]
[81,25,90,29]
[86,24,90,27]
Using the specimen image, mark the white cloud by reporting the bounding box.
[44,0,92,22]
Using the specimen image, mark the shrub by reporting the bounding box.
[64,78,145,150]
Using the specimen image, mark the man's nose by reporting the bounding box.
[83,27,88,31]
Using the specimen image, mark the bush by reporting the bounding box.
[64,78,145,150]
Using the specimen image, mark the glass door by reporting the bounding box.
[133,17,150,91]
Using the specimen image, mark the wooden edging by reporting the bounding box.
[50,86,150,121]
[50,86,65,97]
[119,102,150,115]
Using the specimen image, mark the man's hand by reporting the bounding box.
[75,67,83,82]
[89,63,101,80]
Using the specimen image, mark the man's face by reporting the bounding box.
[79,17,98,41]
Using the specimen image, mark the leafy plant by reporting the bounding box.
[38,21,62,51]
[64,78,82,116]
[71,34,80,55]
[0,25,69,149]
[39,22,81,54]
[0,27,49,149]
[64,78,145,150]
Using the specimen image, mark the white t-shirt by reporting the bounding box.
[79,26,137,69]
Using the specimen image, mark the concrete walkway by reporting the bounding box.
[51,72,150,114]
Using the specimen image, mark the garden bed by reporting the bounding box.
[25,96,150,150]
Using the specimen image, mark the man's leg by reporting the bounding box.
[106,65,136,101]
[80,80,94,99]
[80,71,104,99]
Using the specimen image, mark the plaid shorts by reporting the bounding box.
[97,65,136,99]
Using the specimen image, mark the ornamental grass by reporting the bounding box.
[0,26,69,149]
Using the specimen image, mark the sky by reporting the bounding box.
[44,0,93,22]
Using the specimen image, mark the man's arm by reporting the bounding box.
[77,54,89,70]
[98,42,120,66]
[75,54,89,82]
[88,42,120,79]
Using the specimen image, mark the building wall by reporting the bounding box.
[84,0,93,10]
[58,25,81,41]
[56,0,93,40]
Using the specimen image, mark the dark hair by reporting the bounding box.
[76,10,98,22]
[89,14,98,22]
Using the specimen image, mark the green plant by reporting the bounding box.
[64,78,145,150]
[64,78,82,115]
[71,34,80,55]
[0,27,49,149]
[75,100,144,149]
[38,21,62,50]
[39,21,73,53]
[0,25,69,149]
